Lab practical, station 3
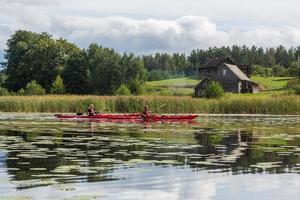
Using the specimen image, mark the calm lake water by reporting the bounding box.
[0,113,299,200]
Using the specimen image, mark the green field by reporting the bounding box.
[146,77,200,88]
[145,77,200,96]
[251,76,296,91]
[145,76,296,96]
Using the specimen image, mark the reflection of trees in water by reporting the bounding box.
[4,131,116,183]
[194,128,299,173]
[2,127,299,185]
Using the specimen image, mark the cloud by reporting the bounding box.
[46,15,300,53]
[1,0,300,54]
[1,0,59,6]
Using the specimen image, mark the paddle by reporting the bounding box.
[156,103,167,111]
[153,103,167,114]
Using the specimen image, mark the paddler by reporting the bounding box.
[143,105,150,117]
[87,104,96,116]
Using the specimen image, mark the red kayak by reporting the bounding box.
[55,113,198,121]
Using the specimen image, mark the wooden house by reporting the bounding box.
[195,57,260,97]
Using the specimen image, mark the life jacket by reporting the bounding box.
[88,108,95,116]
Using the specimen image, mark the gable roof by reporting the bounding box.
[201,57,235,69]
[221,63,258,85]
[224,63,250,81]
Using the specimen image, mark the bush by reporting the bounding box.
[272,65,288,76]
[129,79,144,95]
[25,80,46,95]
[293,86,300,95]
[282,88,295,95]
[204,81,224,99]
[252,65,272,77]
[0,87,9,96]
[114,84,131,96]
[50,75,65,94]
[286,79,300,95]
[252,64,293,77]
[287,62,299,76]
[17,88,25,95]
[287,79,300,89]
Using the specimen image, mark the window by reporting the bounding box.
[223,69,227,76]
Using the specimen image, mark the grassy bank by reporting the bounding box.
[251,76,295,90]
[1,95,300,114]
[144,76,295,96]
[145,77,199,96]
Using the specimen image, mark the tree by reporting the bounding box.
[4,30,39,91]
[4,30,80,92]
[275,45,290,67]
[120,53,147,84]
[264,48,276,67]
[50,75,65,94]
[62,51,91,94]
[24,80,46,95]
[87,44,122,94]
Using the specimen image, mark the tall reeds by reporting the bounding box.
[0,95,299,114]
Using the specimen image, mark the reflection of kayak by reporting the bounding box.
[55,113,198,121]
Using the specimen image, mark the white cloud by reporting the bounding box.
[1,0,300,55]
[46,15,300,53]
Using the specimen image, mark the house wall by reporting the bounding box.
[213,65,240,93]
[252,85,260,93]
[195,79,210,97]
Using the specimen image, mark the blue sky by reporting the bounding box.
[1,0,300,61]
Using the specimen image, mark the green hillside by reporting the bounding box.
[145,76,296,96]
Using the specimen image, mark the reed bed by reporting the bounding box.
[0,95,300,114]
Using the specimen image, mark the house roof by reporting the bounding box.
[223,63,258,85]
[201,57,235,69]
[224,63,250,81]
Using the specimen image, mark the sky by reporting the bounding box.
[1,0,300,58]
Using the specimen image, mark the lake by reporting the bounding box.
[0,113,299,200]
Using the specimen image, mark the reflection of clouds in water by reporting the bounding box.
[0,113,300,200]
[181,178,216,200]
[3,171,299,200]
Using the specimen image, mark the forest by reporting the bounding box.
[0,30,300,95]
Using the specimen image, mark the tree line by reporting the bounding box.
[1,30,146,95]
[1,30,300,95]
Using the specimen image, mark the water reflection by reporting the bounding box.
[0,113,299,199]
[0,128,299,189]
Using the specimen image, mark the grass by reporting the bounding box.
[145,77,199,96]
[146,77,200,88]
[0,76,299,114]
[251,76,295,90]
[144,76,296,96]
[1,95,300,114]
